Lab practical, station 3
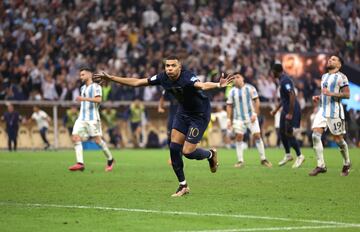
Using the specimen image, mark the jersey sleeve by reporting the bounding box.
[251,86,259,99]
[93,84,102,97]
[339,74,349,88]
[226,88,234,104]
[186,74,200,87]
[282,79,294,93]
[147,74,161,86]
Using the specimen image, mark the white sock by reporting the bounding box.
[337,139,350,166]
[255,138,266,160]
[235,141,244,162]
[180,180,187,185]
[74,141,84,164]
[99,139,113,161]
[312,132,325,168]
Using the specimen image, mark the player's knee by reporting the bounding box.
[72,135,81,143]
[335,136,345,146]
[169,142,182,152]
[94,137,102,145]
[312,132,321,143]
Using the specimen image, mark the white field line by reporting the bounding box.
[174,224,359,232]
[1,202,360,228]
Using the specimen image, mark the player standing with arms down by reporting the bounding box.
[227,73,272,168]
[68,66,115,172]
[94,56,233,197]
[271,64,305,168]
[309,55,351,176]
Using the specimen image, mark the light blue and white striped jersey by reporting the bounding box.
[227,84,259,121]
[78,83,102,121]
[320,71,348,119]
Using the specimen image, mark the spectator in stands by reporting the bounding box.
[128,98,145,148]
[63,106,78,136]
[101,106,122,148]
[1,103,22,151]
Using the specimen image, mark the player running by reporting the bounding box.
[68,66,115,172]
[94,56,233,197]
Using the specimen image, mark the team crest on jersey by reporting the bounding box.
[150,75,157,81]
[190,76,199,82]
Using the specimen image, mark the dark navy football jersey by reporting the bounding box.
[163,90,179,115]
[279,73,300,114]
[148,70,210,114]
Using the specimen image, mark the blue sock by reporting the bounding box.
[288,136,301,157]
[169,142,185,182]
[280,132,291,154]
[184,148,211,160]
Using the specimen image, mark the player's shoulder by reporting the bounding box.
[337,71,348,79]
[91,82,101,88]
[181,69,197,80]
[245,83,256,90]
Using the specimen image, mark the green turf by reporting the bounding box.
[0,148,359,232]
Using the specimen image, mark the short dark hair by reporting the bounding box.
[164,56,180,62]
[271,63,283,73]
[79,65,94,73]
[331,54,344,67]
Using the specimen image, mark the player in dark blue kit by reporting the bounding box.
[270,63,305,168]
[94,56,233,197]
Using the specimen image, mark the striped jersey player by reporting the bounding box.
[310,55,351,176]
[68,66,115,172]
[226,73,272,168]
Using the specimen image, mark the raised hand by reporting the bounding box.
[219,73,234,87]
[93,71,112,85]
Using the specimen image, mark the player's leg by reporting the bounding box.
[170,128,188,197]
[69,120,85,171]
[284,113,305,168]
[7,133,12,151]
[181,115,218,173]
[278,113,293,166]
[329,118,351,176]
[40,127,50,149]
[309,111,328,176]
[234,133,245,168]
[91,121,114,172]
[249,118,272,167]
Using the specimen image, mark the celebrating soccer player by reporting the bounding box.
[94,56,233,197]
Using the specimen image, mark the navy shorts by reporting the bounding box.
[280,111,301,135]
[172,111,210,144]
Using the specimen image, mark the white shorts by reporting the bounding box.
[312,110,345,135]
[72,119,102,138]
[232,118,261,135]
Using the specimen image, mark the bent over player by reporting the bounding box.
[94,56,233,196]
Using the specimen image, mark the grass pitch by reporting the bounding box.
[0,148,359,232]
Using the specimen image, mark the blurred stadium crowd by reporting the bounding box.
[1,0,360,103]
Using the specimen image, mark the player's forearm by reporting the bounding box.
[288,93,295,115]
[329,91,350,99]
[254,99,260,115]
[198,82,221,91]
[110,75,145,87]
[83,97,102,103]
[226,104,233,120]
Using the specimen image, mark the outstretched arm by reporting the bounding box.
[194,73,234,91]
[76,95,102,104]
[93,71,149,87]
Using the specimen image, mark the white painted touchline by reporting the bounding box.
[174,224,359,232]
[1,202,359,228]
